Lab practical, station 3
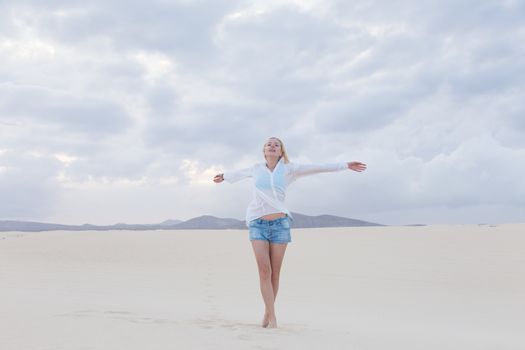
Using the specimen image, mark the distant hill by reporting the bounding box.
[289,212,381,228]
[158,219,183,226]
[0,213,383,232]
[172,215,246,229]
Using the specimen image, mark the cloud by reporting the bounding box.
[0,149,62,219]
[0,84,132,136]
[3,0,240,66]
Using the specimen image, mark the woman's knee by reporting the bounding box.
[257,263,272,280]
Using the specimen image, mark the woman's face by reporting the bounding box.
[264,138,283,159]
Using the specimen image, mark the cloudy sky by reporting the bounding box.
[1,0,524,226]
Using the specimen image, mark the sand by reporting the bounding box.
[1,224,524,350]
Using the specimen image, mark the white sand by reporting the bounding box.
[1,224,524,350]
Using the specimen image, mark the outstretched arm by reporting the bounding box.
[213,166,253,184]
[289,161,367,182]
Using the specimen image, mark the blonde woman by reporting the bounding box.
[213,137,366,328]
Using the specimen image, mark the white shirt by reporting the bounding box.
[223,159,348,226]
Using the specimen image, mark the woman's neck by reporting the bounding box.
[266,157,280,170]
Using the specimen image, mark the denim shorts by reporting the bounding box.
[249,216,292,244]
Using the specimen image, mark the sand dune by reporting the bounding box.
[1,224,524,349]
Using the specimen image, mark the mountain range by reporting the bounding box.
[0,212,383,232]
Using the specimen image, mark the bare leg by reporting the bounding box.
[251,240,276,328]
[251,240,288,328]
[269,243,288,302]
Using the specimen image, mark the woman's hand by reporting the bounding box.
[347,162,367,172]
[213,174,224,183]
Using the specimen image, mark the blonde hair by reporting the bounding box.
[262,137,290,164]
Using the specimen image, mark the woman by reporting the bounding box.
[213,137,366,328]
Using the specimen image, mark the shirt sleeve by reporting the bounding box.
[223,166,254,183]
[289,162,348,180]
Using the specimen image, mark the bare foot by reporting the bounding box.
[266,317,277,329]
[262,313,270,328]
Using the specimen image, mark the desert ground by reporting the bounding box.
[1,224,524,349]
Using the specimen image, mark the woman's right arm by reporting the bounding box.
[213,166,253,184]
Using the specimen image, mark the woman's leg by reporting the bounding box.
[251,240,288,328]
[251,240,277,327]
[269,243,288,301]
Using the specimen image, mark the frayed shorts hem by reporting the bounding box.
[249,238,291,244]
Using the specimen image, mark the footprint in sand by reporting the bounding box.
[56,309,98,318]
[104,311,134,315]
[57,310,176,325]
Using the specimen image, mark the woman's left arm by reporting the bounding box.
[290,161,367,179]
